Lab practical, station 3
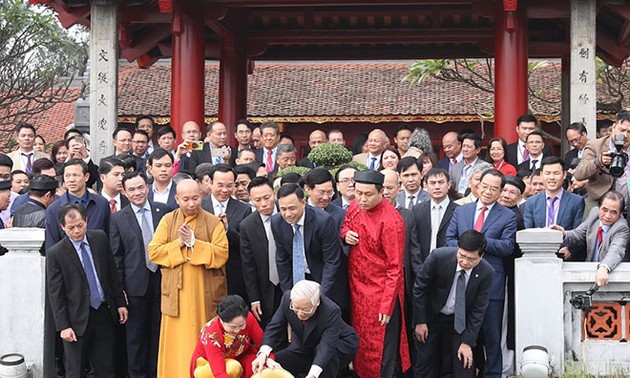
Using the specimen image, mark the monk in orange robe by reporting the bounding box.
[341,170,411,378]
[149,179,229,378]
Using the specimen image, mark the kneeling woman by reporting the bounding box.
[191,295,269,378]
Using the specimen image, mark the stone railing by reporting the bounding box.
[0,228,46,378]
[516,228,630,376]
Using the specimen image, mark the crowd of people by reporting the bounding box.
[1,110,628,378]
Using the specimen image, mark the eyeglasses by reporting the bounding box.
[338,178,355,185]
[315,190,335,197]
[215,183,235,189]
[289,301,316,315]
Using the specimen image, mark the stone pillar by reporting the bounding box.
[570,0,597,137]
[219,28,248,147]
[561,56,571,155]
[0,229,46,377]
[171,0,205,143]
[515,229,564,376]
[89,0,119,165]
[494,0,528,143]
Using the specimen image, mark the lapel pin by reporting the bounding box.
[156,208,160,212]
[475,274,479,278]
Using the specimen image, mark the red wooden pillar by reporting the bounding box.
[219,29,248,147]
[494,0,528,143]
[171,0,205,143]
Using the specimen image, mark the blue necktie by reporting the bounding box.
[369,157,377,170]
[80,242,103,309]
[454,270,466,334]
[292,224,305,285]
[140,209,158,272]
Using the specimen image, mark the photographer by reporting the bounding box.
[573,110,630,215]
[551,191,628,287]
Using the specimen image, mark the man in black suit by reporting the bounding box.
[272,183,342,304]
[99,157,129,214]
[110,172,171,378]
[303,167,350,315]
[188,121,232,172]
[200,164,252,301]
[413,168,459,265]
[240,177,283,327]
[251,280,359,378]
[414,230,494,378]
[255,121,281,175]
[47,204,128,378]
[146,148,178,209]
[228,119,256,167]
[506,114,553,167]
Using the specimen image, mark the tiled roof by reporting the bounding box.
[5,61,628,153]
[117,61,626,122]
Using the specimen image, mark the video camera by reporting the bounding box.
[569,283,600,311]
[609,134,628,178]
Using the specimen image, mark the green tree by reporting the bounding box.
[0,0,88,131]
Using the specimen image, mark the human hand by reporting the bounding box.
[251,354,266,373]
[251,303,262,321]
[219,213,228,230]
[174,142,189,160]
[557,246,571,260]
[457,343,473,369]
[415,323,428,343]
[345,230,359,245]
[178,222,193,246]
[60,327,77,343]
[378,313,391,326]
[266,358,281,369]
[550,224,565,233]
[600,151,612,166]
[118,307,128,324]
[596,266,609,287]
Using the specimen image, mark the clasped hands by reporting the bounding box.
[178,222,194,248]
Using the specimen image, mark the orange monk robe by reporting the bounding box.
[149,208,229,378]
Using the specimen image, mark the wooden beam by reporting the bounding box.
[249,28,494,44]
[596,26,630,67]
[606,4,630,46]
[136,53,160,69]
[203,0,475,6]
[120,25,172,62]
[46,0,90,28]
[527,3,570,19]
[157,43,221,58]
[120,5,172,23]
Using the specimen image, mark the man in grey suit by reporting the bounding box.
[552,191,629,287]
[452,134,484,195]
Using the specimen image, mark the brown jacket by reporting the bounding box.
[573,136,614,201]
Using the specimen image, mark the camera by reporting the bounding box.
[569,283,599,311]
[608,134,628,178]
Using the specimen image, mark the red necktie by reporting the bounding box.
[109,199,117,214]
[452,158,457,165]
[474,206,487,232]
[596,226,603,247]
[266,150,273,173]
[523,148,530,161]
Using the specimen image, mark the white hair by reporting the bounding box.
[290,280,321,305]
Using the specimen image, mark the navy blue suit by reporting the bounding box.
[271,206,342,304]
[109,201,171,378]
[147,182,177,210]
[45,192,111,251]
[523,190,584,230]
[445,201,516,378]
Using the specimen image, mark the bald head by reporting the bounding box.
[381,168,400,206]
[181,121,201,142]
[309,130,327,149]
[442,131,462,159]
[367,129,389,155]
[175,179,203,215]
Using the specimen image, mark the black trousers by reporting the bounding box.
[415,314,474,378]
[63,305,116,378]
[381,299,403,377]
[276,346,354,378]
[126,271,161,378]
